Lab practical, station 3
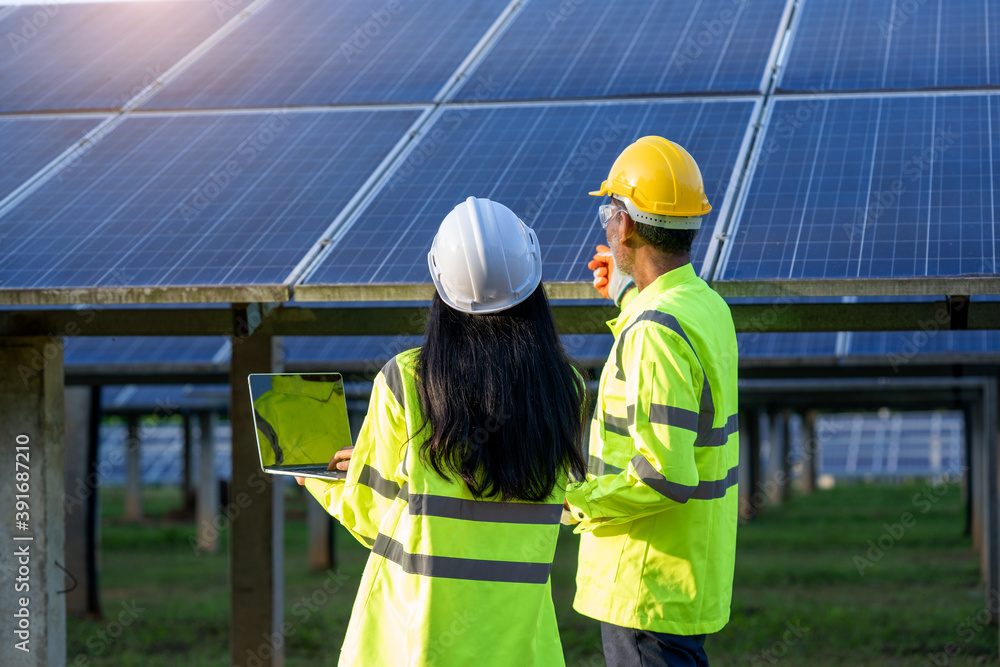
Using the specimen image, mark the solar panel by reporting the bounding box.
[0,1,251,112]
[0,116,103,201]
[738,332,840,358]
[779,0,1000,92]
[0,108,421,290]
[65,336,227,366]
[454,0,787,101]
[146,0,504,109]
[302,99,757,286]
[718,93,1000,282]
[847,330,1000,357]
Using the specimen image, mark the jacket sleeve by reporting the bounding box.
[303,365,408,548]
[564,324,702,531]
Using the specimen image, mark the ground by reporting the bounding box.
[67,480,997,666]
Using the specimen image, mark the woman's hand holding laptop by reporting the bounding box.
[295,446,355,485]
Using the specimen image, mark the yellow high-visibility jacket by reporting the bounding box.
[304,348,569,667]
[564,263,740,636]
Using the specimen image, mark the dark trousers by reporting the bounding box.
[601,621,709,667]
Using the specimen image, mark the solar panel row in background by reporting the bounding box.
[0,0,252,113]
[453,0,788,100]
[0,109,422,290]
[145,0,507,109]
[717,93,1000,282]
[0,116,105,201]
[302,99,757,286]
[778,0,1000,93]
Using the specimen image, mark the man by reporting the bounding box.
[563,136,740,667]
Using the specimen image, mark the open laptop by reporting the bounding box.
[248,372,351,481]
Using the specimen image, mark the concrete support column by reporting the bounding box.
[0,337,67,666]
[964,405,974,538]
[64,385,101,618]
[800,410,818,495]
[183,413,197,515]
[306,499,333,571]
[985,378,998,626]
[124,415,142,521]
[230,333,283,667]
[973,400,984,555]
[766,411,785,507]
[738,410,761,521]
[196,412,219,553]
[781,410,794,503]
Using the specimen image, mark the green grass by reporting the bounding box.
[67,482,997,666]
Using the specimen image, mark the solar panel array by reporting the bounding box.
[145,0,505,108]
[1,109,420,289]
[303,99,756,284]
[2,0,998,374]
[718,93,1000,281]
[452,0,788,100]
[777,0,1000,93]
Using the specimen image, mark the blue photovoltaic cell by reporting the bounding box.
[65,336,227,366]
[720,94,1000,281]
[101,384,230,410]
[283,336,422,366]
[0,109,420,290]
[848,330,1000,357]
[454,0,787,101]
[282,333,614,366]
[305,100,755,285]
[737,332,839,358]
[0,1,250,112]
[779,0,1000,92]
[0,116,103,201]
[147,0,503,109]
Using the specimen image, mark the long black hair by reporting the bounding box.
[415,285,588,502]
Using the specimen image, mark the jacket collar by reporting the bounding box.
[607,263,698,336]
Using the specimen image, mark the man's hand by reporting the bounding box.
[586,245,633,306]
[328,446,355,471]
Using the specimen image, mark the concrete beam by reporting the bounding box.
[230,333,283,667]
[196,412,219,554]
[0,337,67,665]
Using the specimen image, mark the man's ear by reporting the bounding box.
[619,211,638,245]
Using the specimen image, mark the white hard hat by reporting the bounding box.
[427,197,542,314]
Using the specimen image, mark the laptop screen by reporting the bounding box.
[248,373,353,471]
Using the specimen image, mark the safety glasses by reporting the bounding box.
[598,203,624,229]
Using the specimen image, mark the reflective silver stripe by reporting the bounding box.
[588,455,623,476]
[613,309,723,449]
[359,464,400,500]
[615,310,694,382]
[648,404,699,433]
[631,457,739,504]
[603,411,630,437]
[380,356,405,407]
[253,409,282,465]
[397,482,409,502]
[700,414,740,448]
[372,533,553,584]
[408,494,562,525]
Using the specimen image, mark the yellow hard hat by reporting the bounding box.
[589,136,711,228]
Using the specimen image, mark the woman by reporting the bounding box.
[297,196,588,666]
